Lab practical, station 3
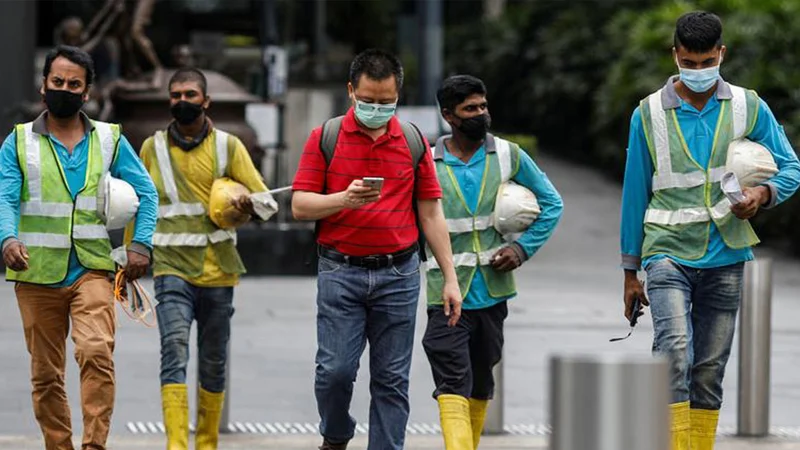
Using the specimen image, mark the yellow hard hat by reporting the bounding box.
[208,177,251,229]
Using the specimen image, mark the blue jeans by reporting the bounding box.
[646,258,744,410]
[155,275,234,393]
[315,253,420,450]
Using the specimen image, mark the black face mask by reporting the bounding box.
[170,101,205,125]
[455,113,491,141]
[44,89,85,119]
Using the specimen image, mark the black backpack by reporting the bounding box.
[317,116,429,261]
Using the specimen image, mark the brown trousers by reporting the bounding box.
[16,271,116,450]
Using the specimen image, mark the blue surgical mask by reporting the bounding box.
[677,60,722,93]
[353,98,396,129]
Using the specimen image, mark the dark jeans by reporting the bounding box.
[155,275,234,393]
[422,301,508,399]
[314,253,420,450]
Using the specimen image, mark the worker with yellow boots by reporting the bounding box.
[620,11,800,450]
[422,75,563,449]
[131,68,276,450]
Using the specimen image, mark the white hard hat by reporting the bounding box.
[493,181,540,235]
[726,139,778,188]
[97,173,140,230]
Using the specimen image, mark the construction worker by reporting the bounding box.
[134,67,270,450]
[620,11,800,450]
[0,45,158,450]
[422,75,563,450]
[292,49,461,450]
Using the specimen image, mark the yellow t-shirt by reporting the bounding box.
[133,128,268,287]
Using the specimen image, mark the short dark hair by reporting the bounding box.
[43,45,95,87]
[436,75,487,112]
[349,49,404,91]
[674,11,723,53]
[168,67,208,96]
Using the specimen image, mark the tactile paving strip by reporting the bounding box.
[126,421,800,439]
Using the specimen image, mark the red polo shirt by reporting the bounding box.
[292,108,442,256]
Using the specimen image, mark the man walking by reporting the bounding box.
[620,12,800,450]
[136,68,271,450]
[0,45,158,450]
[292,49,461,450]
[423,75,563,450]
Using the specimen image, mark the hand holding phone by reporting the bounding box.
[362,177,384,192]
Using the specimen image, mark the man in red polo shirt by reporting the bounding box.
[292,49,460,450]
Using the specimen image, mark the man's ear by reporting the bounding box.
[39,79,46,96]
[203,95,211,109]
[719,45,727,63]
[347,82,354,97]
[82,87,91,103]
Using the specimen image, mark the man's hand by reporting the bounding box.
[490,247,521,272]
[341,180,380,209]
[232,194,255,216]
[731,186,770,220]
[441,280,462,327]
[623,270,649,322]
[3,241,29,272]
[125,250,150,281]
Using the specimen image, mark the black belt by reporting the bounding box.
[318,243,419,269]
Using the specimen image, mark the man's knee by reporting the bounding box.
[74,339,114,369]
[316,360,358,389]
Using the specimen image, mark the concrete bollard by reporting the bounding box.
[483,360,504,434]
[549,354,670,450]
[737,258,773,437]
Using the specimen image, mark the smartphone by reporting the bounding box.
[362,177,384,191]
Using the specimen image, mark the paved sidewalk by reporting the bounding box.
[1,434,799,449]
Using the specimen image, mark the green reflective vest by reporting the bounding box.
[640,84,760,260]
[426,134,520,305]
[7,120,119,284]
[149,129,245,279]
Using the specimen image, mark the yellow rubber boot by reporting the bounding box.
[195,388,225,450]
[468,398,489,448]
[438,394,474,450]
[670,401,691,450]
[691,408,720,450]
[161,384,189,450]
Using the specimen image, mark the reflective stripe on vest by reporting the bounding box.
[648,86,749,193]
[152,130,234,243]
[9,119,117,284]
[639,84,761,259]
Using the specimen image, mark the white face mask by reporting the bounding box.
[675,55,723,93]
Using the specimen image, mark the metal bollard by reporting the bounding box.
[549,354,670,450]
[737,258,773,437]
[483,359,504,434]
[196,339,232,433]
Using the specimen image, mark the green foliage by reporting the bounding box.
[446,0,800,252]
[496,134,538,159]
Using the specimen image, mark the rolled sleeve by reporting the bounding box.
[111,135,158,249]
[0,130,22,246]
[747,99,800,209]
[414,137,442,200]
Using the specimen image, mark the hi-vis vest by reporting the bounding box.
[7,121,118,285]
[425,134,520,305]
[640,85,761,260]
[149,129,245,278]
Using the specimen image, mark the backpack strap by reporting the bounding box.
[399,121,430,262]
[400,121,427,169]
[319,116,344,166]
